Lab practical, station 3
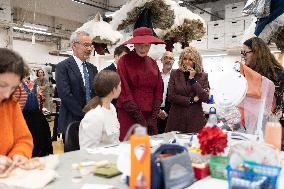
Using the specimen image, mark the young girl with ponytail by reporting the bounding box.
[79,70,121,149]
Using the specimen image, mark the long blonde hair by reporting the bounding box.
[178,46,203,73]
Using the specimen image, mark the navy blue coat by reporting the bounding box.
[55,56,97,135]
[103,63,116,72]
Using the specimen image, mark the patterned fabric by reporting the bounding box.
[229,140,280,165]
[82,62,91,102]
[255,0,284,36]
[22,82,39,112]
[13,81,41,110]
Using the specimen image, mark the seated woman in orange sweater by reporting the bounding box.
[0,48,33,174]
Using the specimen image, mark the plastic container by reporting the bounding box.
[193,165,210,180]
[209,155,229,180]
[227,161,282,189]
[130,126,151,189]
[206,107,218,127]
[264,116,282,150]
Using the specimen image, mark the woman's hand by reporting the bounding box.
[188,68,196,79]
[193,96,199,102]
[12,155,28,168]
[0,155,12,174]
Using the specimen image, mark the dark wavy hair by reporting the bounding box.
[83,70,120,112]
[36,68,45,77]
[243,37,284,81]
[0,48,28,80]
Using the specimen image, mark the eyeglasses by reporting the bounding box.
[75,42,93,48]
[163,56,174,61]
[240,50,253,56]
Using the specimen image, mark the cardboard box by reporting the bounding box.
[244,16,255,30]
[225,2,245,19]
[225,32,243,48]
[194,8,212,22]
[208,34,225,49]
[191,37,208,50]
[225,18,245,34]
[208,20,225,35]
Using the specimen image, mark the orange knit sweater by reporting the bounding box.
[0,97,33,158]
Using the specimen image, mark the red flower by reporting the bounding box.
[197,126,227,155]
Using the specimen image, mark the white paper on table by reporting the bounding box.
[185,177,228,189]
[81,183,115,189]
[85,144,123,155]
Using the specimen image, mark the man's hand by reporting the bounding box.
[158,110,168,120]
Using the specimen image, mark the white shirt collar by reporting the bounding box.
[162,69,172,76]
[73,55,84,66]
[72,55,86,84]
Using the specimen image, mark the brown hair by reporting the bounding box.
[36,68,45,77]
[114,45,130,57]
[83,70,120,112]
[243,37,284,81]
[0,48,27,80]
[178,46,203,73]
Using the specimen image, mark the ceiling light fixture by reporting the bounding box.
[13,26,52,35]
[71,0,115,11]
[72,0,86,5]
[23,22,48,31]
[105,11,115,17]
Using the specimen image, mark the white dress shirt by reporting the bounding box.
[79,104,120,149]
[73,55,88,85]
[161,69,172,107]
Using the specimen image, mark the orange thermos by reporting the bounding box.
[130,126,151,189]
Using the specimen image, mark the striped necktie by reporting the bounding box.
[82,62,91,102]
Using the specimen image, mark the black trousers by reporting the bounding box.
[157,107,168,134]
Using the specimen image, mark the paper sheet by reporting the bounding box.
[81,183,115,189]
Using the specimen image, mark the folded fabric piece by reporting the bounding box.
[0,155,59,189]
[229,140,280,165]
[238,76,275,134]
[94,164,121,178]
[0,168,58,189]
[240,63,262,99]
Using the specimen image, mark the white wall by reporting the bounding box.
[12,39,66,65]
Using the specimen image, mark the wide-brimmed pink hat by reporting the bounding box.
[122,27,165,45]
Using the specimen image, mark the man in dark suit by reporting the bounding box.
[55,31,98,136]
[103,45,130,72]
